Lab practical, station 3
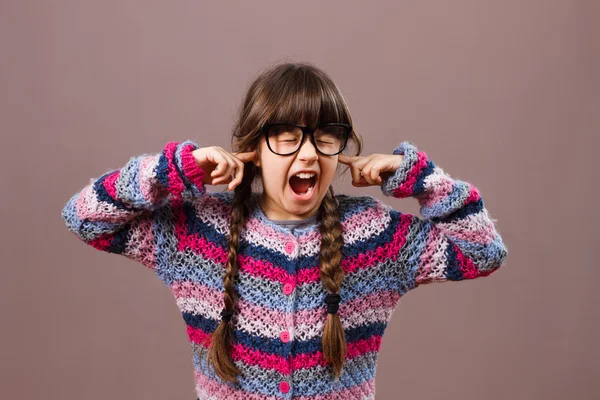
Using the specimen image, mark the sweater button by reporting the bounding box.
[282,282,295,295]
[280,330,290,343]
[285,241,295,254]
[279,381,290,393]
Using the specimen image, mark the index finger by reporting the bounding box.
[233,150,257,163]
[337,154,359,165]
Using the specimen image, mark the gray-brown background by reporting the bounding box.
[1,1,598,399]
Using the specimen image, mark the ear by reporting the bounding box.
[254,149,261,167]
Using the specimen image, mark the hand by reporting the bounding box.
[191,146,257,190]
[337,153,404,187]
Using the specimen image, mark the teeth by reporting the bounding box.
[294,172,316,179]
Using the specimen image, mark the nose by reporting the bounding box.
[297,134,318,161]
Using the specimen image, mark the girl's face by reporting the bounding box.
[255,123,338,221]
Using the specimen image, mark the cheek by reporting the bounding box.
[319,162,337,185]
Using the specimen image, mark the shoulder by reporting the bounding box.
[184,190,234,232]
[334,193,397,221]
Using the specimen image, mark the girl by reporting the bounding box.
[62,62,508,399]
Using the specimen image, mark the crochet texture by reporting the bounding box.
[61,140,507,399]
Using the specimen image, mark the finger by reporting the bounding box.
[233,150,257,164]
[361,170,377,185]
[337,154,359,165]
[366,159,387,185]
[351,178,370,188]
[207,150,229,179]
[228,157,245,190]
[212,169,235,185]
[211,149,235,179]
[362,157,388,185]
[349,164,362,184]
[355,156,379,184]
[347,156,368,183]
[361,166,375,185]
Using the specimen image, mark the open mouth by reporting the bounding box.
[289,174,317,199]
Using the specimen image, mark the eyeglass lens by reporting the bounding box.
[266,124,347,155]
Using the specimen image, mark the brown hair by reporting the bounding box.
[203,61,363,383]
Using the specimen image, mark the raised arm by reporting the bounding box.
[61,140,206,274]
[379,141,508,290]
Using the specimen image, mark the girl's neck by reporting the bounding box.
[258,193,320,222]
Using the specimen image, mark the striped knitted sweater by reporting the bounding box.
[61,140,508,400]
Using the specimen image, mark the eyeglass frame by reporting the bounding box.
[260,122,352,156]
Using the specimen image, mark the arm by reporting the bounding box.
[61,140,206,275]
[380,141,508,290]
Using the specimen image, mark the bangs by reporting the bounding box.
[264,68,351,128]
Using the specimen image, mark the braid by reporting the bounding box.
[206,169,347,382]
[318,186,347,380]
[205,162,257,383]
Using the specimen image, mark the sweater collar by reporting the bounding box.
[247,192,320,237]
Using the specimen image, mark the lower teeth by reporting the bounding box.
[296,185,314,196]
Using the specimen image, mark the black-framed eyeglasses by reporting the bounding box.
[260,123,351,156]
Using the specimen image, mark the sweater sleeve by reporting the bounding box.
[379,141,508,290]
[61,140,206,274]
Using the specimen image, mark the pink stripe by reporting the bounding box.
[176,232,229,263]
[238,254,294,284]
[138,154,163,204]
[234,342,290,374]
[418,167,454,207]
[172,281,401,332]
[452,242,481,279]
[416,225,444,284]
[339,213,412,275]
[75,186,92,220]
[438,210,497,244]
[245,215,294,244]
[173,210,414,288]
[393,150,429,198]
[87,235,112,251]
[76,185,134,223]
[337,290,401,320]
[163,142,185,203]
[187,326,382,375]
[296,290,401,327]
[465,184,481,204]
[179,142,205,190]
[125,217,156,269]
[184,191,389,259]
[103,170,119,200]
[244,216,322,255]
[289,335,382,371]
[242,201,388,254]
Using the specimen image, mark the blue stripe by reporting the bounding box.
[449,234,506,268]
[180,200,407,277]
[430,197,484,224]
[183,311,386,358]
[106,224,130,254]
[93,171,131,211]
[156,151,170,188]
[443,240,463,281]
[412,160,435,195]
[295,357,377,396]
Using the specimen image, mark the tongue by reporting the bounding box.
[289,176,313,194]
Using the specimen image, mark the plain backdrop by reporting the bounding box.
[1,1,598,399]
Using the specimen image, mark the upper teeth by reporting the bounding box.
[295,172,315,179]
